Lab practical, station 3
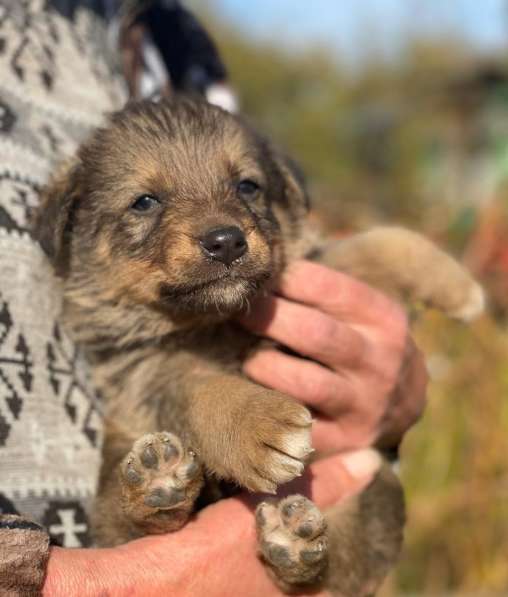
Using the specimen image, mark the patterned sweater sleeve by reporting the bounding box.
[0,515,50,597]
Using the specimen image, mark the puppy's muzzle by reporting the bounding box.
[199,226,247,265]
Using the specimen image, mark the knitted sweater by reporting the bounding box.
[0,2,125,592]
[0,1,229,593]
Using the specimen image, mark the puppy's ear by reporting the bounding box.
[272,150,311,214]
[33,159,82,275]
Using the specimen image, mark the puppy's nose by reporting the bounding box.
[199,226,247,265]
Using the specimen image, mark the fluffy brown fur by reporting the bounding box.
[33,96,483,596]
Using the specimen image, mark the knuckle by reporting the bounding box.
[342,330,368,366]
[305,374,333,404]
[305,315,367,367]
[306,314,338,351]
[378,302,409,348]
[369,358,400,395]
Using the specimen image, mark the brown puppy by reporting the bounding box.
[34,97,483,596]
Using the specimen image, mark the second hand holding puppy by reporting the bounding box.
[43,449,380,597]
[241,260,428,454]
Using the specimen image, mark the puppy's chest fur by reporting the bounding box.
[83,225,319,511]
[92,321,257,436]
[90,311,296,510]
[83,224,320,440]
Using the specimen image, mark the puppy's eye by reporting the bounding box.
[237,179,261,198]
[131,194,160,212]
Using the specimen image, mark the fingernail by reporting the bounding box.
[341,449,382,479]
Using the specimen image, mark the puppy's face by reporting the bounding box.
[35,98,308,316]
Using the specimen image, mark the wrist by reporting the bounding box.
[42,500,257,597]
[43,545,122,596]
[0,515,50,597]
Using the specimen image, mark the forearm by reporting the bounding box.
[44,542,176,597]
[43,501,265,597]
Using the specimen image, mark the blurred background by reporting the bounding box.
[186,1,508,594]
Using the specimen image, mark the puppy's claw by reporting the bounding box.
[124,463,143,486]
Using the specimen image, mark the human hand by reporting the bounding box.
[43,449,381,597]
[240,260,428,453]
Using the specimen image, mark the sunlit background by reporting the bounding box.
[188,1,508,595]
[203,0,508,65]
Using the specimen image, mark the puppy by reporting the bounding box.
[34,96,483,596]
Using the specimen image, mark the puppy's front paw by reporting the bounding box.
[233,397,313,493]
[256,495,328,587]
[120,432,203,532]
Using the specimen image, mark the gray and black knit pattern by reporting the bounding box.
[0,0,126,547]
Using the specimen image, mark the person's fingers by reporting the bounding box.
[243,348,354,417]
[232,448,382,515]
[310,417,367,453]
[187,449,382,527]
[278,260,400,324]
[240,296,367,368]
[289,448,382,508]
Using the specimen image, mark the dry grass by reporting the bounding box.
[381,313,508,595]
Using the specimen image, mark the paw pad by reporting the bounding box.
[256,495,328,583]
[120,432,202,514]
